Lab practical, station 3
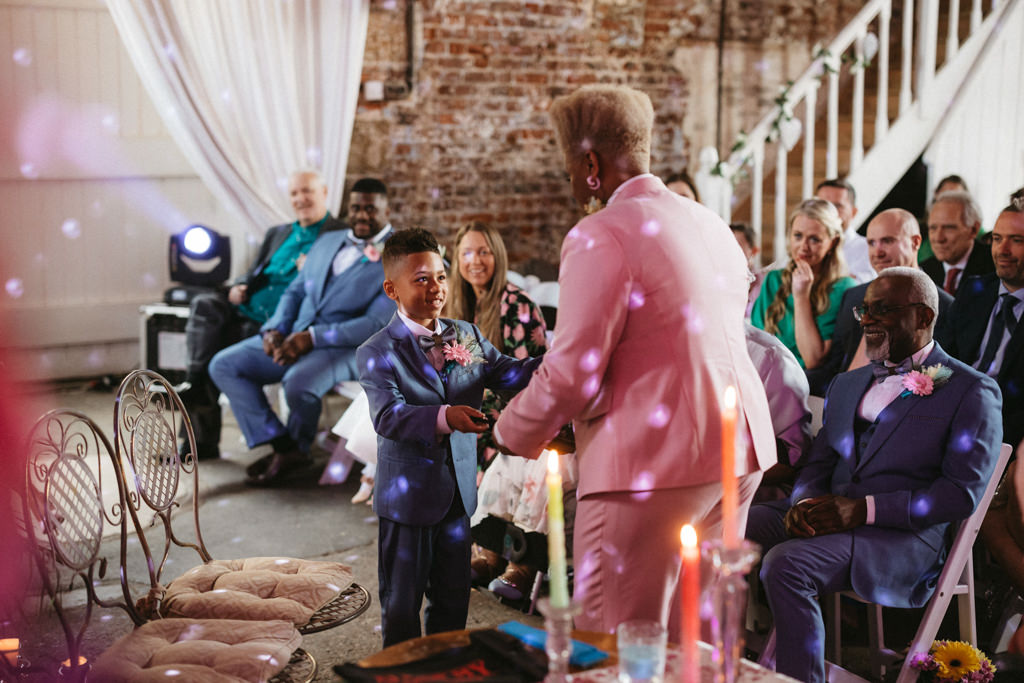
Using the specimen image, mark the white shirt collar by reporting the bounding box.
[397,309,441,337]
[348,223,392,245]
[606,173,656,206]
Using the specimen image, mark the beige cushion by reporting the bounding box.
[91,618,300,682]
[162,557,353,624]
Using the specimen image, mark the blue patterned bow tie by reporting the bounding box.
[870,357,914,383]
[418,326,457,352]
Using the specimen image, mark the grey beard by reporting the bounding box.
[865,334,890,362]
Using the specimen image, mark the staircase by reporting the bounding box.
[721,0,1024,266]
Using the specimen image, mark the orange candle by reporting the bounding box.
[0,638,18,666]
[61,655,87,668]
[680,525,700,683]
[721,386,738,548]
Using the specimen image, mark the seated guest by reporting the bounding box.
[747,267,1003,683]
[210,178,395,486]
[664,169,700,203]
[943,201,1024,448]
[179,170,341,459]
[921,190,994,295]
[356,228,541,646]
[933,173,969,199]
[445,221,551,600]
[816,178,875,283]
[752,198,856,369]
[745,323,812,502]
[806,209,954,396]
[730,222,763,319]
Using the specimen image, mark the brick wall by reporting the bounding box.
[349,0,862,271]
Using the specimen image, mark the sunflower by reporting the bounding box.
[931,640,981,681]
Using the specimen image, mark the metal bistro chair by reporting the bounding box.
[21,409,311,683]
[112,370,370,638]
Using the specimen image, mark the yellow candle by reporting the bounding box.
[680,526,699,683]
[721,386,738,548]
[61,655,87,668]
[0,638,18,667]
[545,449,570,608]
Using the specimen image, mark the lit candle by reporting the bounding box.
[0,638,18,666]
[61,655,87,668]
[721,386,738,548]
[680,525,699,683]
[545,449,570,608]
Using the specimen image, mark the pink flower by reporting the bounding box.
[512,325,525,342]
[443,342,474,366]
[902,371,935,396]
[518,303,532,323]
[363,244,380,262]
[531,325,548,348]
[514,346,529,359]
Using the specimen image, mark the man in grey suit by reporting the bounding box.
[210,178,395,486]
[746,267,1002,683]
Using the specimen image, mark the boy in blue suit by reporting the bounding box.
[357,228,542,646]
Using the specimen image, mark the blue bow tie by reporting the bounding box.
[418,326,456,352]
[870,357,915,383]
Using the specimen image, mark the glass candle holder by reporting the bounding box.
[537,597,581,683]
[700,539,761,683]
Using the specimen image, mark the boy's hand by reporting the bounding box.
[445,405,489,434]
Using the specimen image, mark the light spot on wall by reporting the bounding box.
[61,218,81,239]
[12,48,31,66]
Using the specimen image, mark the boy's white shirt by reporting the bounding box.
[396,309,451,434]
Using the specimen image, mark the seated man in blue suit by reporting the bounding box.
[746,267,1003,683]
[210,177,395,486]
[357,228,541,646]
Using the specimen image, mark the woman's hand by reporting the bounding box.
[791,259,814,298]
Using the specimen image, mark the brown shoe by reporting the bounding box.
[488,562,538,601]
[470,544,506,585]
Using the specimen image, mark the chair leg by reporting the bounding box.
[527,570,544,615]
[826,593,842,665]
[757,628,776,669]
[866,603,887,680]
[957,557,977,645]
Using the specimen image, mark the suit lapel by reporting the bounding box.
[836,369,873,456]
[999,312,1024,384]
[388,316,446,400]
[856,345,950,471]
[316,233,347,302]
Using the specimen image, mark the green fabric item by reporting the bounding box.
[238,215,327,323]
[751,269,856,368]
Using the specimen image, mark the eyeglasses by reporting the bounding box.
[852,302,926,322]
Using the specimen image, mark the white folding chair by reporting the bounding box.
[825,442,1014,683]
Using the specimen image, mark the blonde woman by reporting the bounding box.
[752,199,856,369]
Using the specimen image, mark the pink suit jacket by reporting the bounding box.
[494,175,776,497]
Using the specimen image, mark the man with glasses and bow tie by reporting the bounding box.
[944,199,1024,448]
[210,177,396,486]
[746,267,1002,683]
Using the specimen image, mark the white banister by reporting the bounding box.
[947,0,961,60]
[774,143,788,264]
[802,85,818,199]
[900,0,915,114]
[826,67,839,179]
[876,1,892,143]
[972,0,983,30]
[917,0,939,103]
[751,141,765,261]
[851,29,866,170]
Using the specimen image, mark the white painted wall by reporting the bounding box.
[0,0,248,380]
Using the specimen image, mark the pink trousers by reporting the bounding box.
[572,472,762,641]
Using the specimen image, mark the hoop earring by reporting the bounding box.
[586,176,601,191]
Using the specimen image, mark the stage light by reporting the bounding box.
[165,224,231,305]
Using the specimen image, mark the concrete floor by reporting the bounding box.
[11,379,540,682]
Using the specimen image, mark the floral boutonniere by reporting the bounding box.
[910,639,995,683]
[441,331,485,374]
[361,243,382,263]
[900,363,953,398]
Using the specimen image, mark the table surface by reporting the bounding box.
[358,628,798,682]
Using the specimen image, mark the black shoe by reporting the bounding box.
[245,451,313,487]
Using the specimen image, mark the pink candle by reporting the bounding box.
[721,386,738,548]
[680,525,700,683]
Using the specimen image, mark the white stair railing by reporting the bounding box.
[721,0,1015,266]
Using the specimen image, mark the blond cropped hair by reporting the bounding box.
[548,85,654,172]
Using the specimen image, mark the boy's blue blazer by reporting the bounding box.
[357,314,541,526]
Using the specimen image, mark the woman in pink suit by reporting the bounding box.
[493,85,776,637]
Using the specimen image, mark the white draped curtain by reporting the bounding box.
[105,0,370,228]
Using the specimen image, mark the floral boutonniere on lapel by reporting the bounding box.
[900,364,953,398]
[361,242,382,263]
[441,330,485,375]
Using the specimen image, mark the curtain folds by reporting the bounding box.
[105,0,370,228]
